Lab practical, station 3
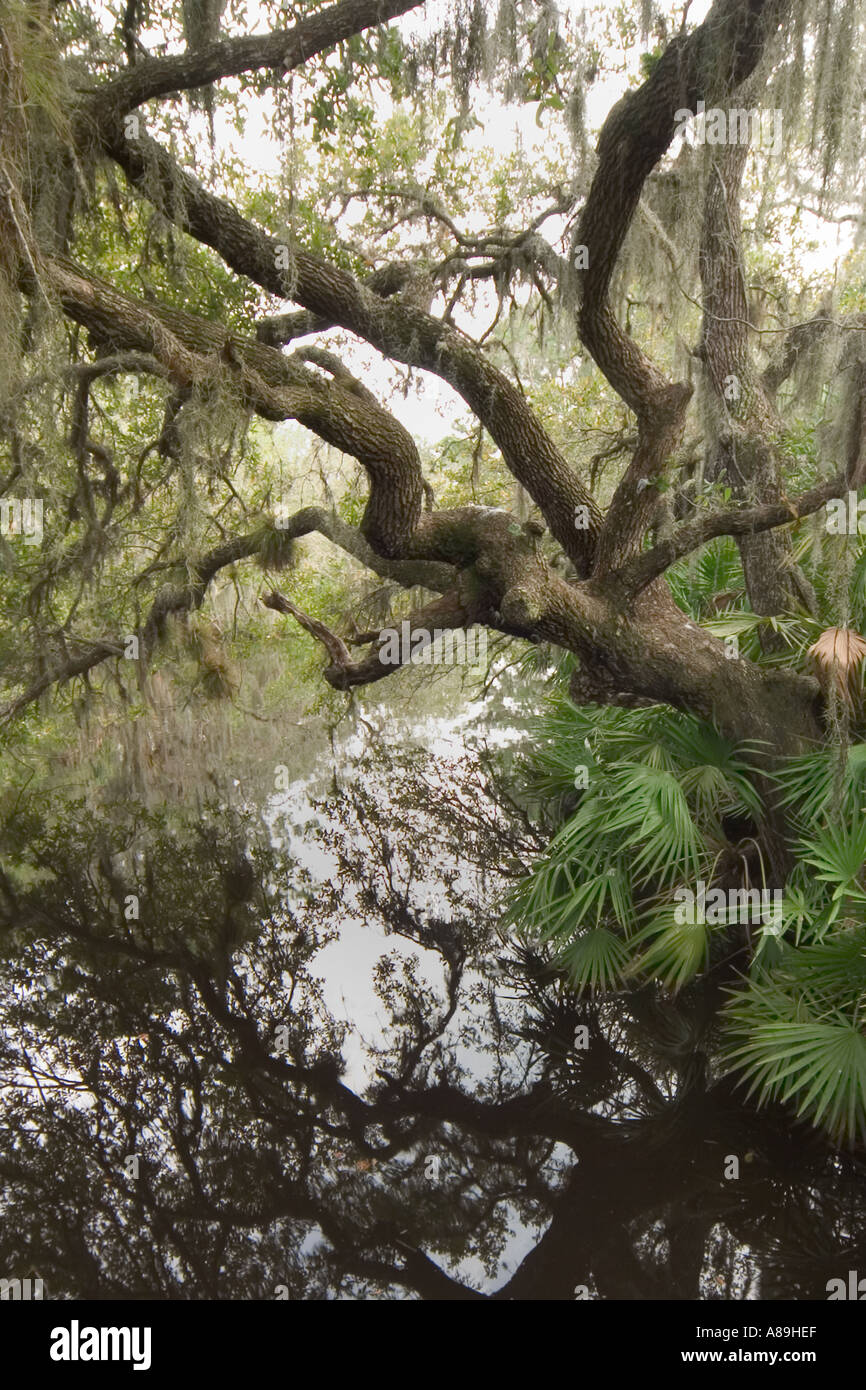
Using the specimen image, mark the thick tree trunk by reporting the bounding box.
[699,137,815,621]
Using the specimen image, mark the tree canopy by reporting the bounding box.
[3,0,866,752]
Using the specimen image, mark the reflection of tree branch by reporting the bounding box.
[2,789,860,1301]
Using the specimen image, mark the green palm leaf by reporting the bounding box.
[724,1012,866,1145]
[628,906,711,991]
[774,743,866,825]
[799,812,866,899]
[559,928,629,993]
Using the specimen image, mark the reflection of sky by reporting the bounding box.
[263,677,559,1294]
[6,671,781,1297]
[263,676,533,1093]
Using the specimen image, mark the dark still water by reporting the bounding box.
[1,685,865,1301]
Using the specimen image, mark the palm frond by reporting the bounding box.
[773,743,866,826]
[798,811,866,910]
[808,626,866,704]
[628,906,712,991]
[724,988,866,1145]
[559,927,630,993]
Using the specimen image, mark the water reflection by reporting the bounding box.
[1,732,865,1301]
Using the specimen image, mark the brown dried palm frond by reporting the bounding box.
[807,627,866,704]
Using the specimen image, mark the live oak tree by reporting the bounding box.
[6,0,866,1239]
[7,0,866,1143]
[4,0,866,788]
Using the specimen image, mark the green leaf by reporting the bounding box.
[629,907,711,991]
[559,928,629,992]
[725,1015,866,1144]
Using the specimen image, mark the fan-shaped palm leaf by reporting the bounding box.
[774,743,866,826]
[628,906,711,991]
[808,626,866,703]
[724,996,866,1145]
[798,812,866,904]
[559,927,630,993]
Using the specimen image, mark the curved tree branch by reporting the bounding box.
[606,472,850,601]
[262,585,483,690]
[574,0,793,574]
[0,505,457,725]
[79,0,425,136]
[87,125,603,572]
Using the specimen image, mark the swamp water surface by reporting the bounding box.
[2,671,865,1300]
